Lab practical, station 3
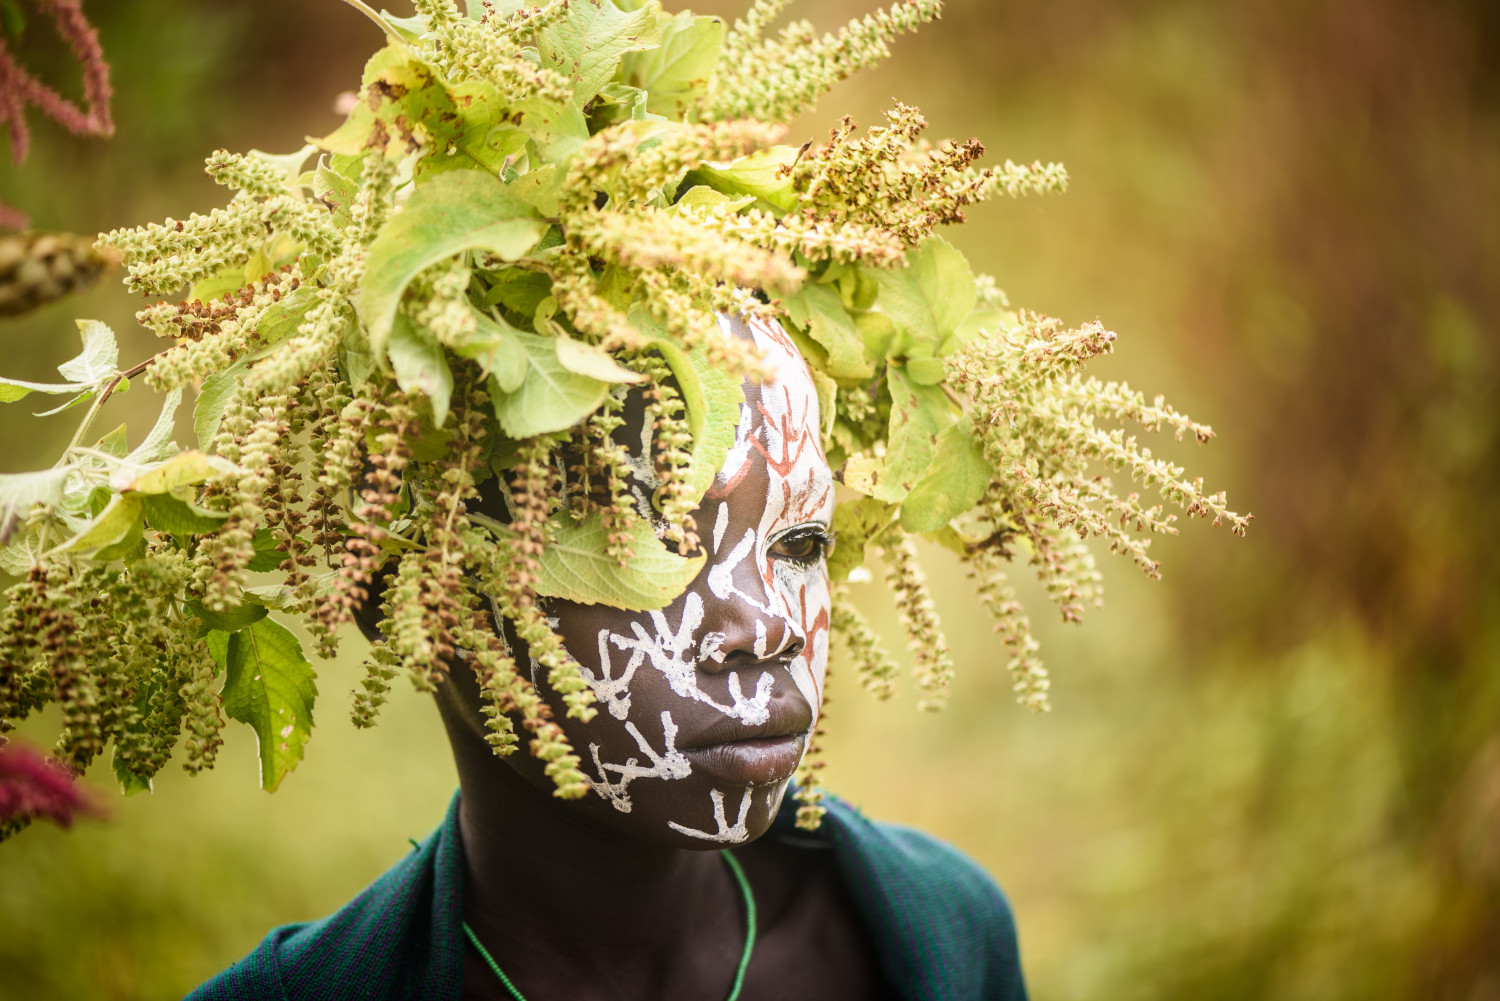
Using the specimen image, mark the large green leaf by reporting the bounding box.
[784,282,873,380]
[538,0,663,107]
[125,452,224,495]
[387,314,455,427]
[899,418,992,533]
[0,467,71,536]
[489,331,610,438]
[685,146,799,212]
[0,376,91,404]
[194,364,244,451]
[873,367,956,504]
[209,617,317,793]
[360,170,547,359]
[872,236,977,347]
[622,10,724,119]
[534,512,705,611]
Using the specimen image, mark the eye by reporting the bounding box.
[769,525,835,566]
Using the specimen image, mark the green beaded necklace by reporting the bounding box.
[462,849,758,1001]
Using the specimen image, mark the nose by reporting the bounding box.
[701,600,803,673]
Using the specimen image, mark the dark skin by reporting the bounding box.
[390,319,895,999]
[437,666,896,1001]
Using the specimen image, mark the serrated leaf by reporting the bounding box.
[538,0,663,108]
[872,236,976,346]
[57,320,119,384]
[555,334,646,384]
[489,331,610,438]
[482,267,553,319]
[508,96,590,162]
[187,600,268,634]
[828,497,899,582]
[142,493,229,534]
[510,163,563,217]
[124,451,223,495]
[534,511,705,610]
[360,169,547,359]
[785,282,872,380]
[210,617,317,792]
[387,314,455,427]
[194,365,244,451]
[873,367,956,504]
[622,11,724,119]
[899,419,992,533]
[61,494,143,552]
[313,159,361,228]
[685,146,799,212]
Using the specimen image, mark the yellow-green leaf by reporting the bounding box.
[209,617,317,793]
[533,511,705,611]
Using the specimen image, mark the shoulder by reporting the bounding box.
[184,799,466,1001]
[811,796,1028,1001]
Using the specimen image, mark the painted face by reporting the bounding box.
[480,315,835,847]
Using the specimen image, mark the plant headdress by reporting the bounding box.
[0,0,1249,836]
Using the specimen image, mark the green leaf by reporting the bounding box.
[905,356,947,385]
[0,377,91,403]
[671,185,754,214]
[360,169,547,360]
[141,494,229,534]
[247,145,316,192]
[189,264,244,304]
[508,96,590,162]
[489,331,610,438]
[124,389,182,467]
[387,314,455,427]
[899,418,992,533]
[647,325,743,507]
[247,528,284,573]
[112,746,154,796]
[785,283,873,380]
[622,11,724,119]
[58,320,119,384]
[827,497,899,582]
[62,494,143,552]
[451,308,529,392]
[210,617,317,792]
[313,159,361,228]
[533,511,705,611]
[94,423,129,459]
[872,236,976,346]
[873,367,956,504]
[509,163,564,218]
[194,365,244,452]
[555,334,647,384]
[255,285,322,345]
[482,267,553,319]
[537,0,663,108]
[685,146,799,212]
[187,600,268,634]
[126,452,224,495]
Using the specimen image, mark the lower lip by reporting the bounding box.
[682,734,807,786]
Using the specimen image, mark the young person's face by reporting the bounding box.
[480,316,836,847]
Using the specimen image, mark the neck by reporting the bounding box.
[437,684,738,978]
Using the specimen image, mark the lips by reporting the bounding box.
[677,694,814,786]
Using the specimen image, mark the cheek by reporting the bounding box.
[784,570,833,717]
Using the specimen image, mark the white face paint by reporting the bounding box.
[496,315,835,847]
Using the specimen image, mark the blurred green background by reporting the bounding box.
[2,0,1497,997]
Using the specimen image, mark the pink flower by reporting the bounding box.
[0,741,103,829]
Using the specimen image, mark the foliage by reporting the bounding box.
[0,0,1246,832]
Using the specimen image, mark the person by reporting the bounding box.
[187,316,1028,1000]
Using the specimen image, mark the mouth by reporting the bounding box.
[678,697,813,786]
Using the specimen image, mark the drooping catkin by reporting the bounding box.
[880,534,954,711]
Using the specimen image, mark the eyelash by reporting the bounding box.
[768,525,836,566]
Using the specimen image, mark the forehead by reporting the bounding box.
[713,316,832,521]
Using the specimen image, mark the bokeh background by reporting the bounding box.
[2,0,1497,997]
